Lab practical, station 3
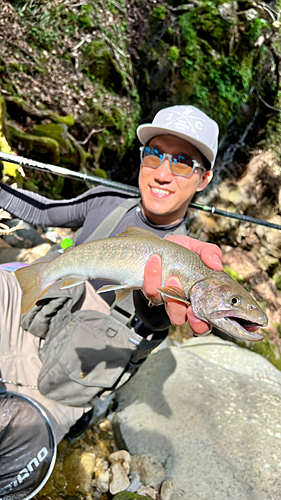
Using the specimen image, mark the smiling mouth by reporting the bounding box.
[150,187,172,196]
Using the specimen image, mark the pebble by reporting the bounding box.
[109,450,131,476]
[93,457,110,493]
[109,462,130,495]
[126,471,142,492]
[137,485,157,499]
[130,453,165,489]
[159,479,174,500]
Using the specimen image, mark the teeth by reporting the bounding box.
[151,188,170,195]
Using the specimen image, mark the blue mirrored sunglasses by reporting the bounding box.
[140,146,206,178]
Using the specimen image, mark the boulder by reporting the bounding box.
[114,335,281,500]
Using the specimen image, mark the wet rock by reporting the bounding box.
[112,492,152,499]
[93,457,110,493]
[0,237,11,248]
[63,448,96,494]
[0,247,22,263]
[99,417,113,433]
[159,479,173,500]
[114,337,281,500]
[129,454,165,490]
[137,485,157,499]
[109,450,131,476]
[17,243,52,263]
[109,462,130,495]
[44,228,60,243]
[80,452,96,492]
[126,471,142,493]
[1,219,45,248]
[218,1,238,21]
[7,122,61,165]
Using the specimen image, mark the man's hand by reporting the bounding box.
[142,235,223,335]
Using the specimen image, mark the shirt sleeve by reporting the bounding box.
[0,183,113,228]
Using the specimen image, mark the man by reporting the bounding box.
[0,105,220,496]
[136,106,220,329]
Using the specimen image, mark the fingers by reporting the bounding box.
[164,277,188,326]
[165,235,223,271]
[187,306,211,335]
[163,276,211,334]
[143,238,217,335]
[142,254,163,305]
[199,244,223,271]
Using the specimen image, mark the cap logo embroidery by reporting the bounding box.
[163,111,206,139]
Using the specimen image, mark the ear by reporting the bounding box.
[196,170,213,192]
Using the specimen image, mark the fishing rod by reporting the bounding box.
[1,150,281,231]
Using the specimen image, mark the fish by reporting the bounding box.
[14,226,268,342]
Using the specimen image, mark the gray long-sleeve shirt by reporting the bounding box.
[0,182,187,335]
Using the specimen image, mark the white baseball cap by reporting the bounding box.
[137,105,219,169]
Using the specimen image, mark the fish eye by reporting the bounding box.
[230,295,241,307]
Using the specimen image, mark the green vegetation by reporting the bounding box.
[151,5,167,22]
[176,0,269,129]
[169,46,180,63]
[223,266,245,284]
[240,338,281,371]
[2,0,139,185]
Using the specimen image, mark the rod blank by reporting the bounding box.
[0,151,280,230]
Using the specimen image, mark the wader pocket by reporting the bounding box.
[38,310,138,407]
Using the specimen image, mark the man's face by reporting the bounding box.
[138,134,213,225]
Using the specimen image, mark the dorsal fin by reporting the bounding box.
[117,226,162,239]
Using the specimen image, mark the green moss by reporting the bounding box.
[28,26,59,51]
[112,492,151,499]
[48,112,75,127]
[169,46,180,63]
[272,271,281,291]
[33,123,72,151]
[175,0,268,129]
[244,17,269,44]
[223,266,245,284]
[81,40,124,92]
[239,338,281,372]
[7,123,61,164]
[77,4,94,28]
[151,5,167,22]
[9,0,139,173]
[95,168,108,178]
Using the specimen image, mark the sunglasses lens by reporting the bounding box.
[141,147,202,177]
[141,148,162,168]
[171,161,193,176]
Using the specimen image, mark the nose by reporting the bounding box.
[153,157,173,183]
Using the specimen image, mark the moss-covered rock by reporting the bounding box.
[0,1,140,182]
[112,492,151,500]
[32,123,79,167]
[133,0,276,134]
[7,122,61,164]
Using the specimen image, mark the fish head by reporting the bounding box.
[190,272,268,342]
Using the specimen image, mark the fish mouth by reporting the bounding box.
[210,310,267,342]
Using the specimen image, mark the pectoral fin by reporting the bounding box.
[60,278,86,289]
[157,285,190,304]
[97,284,126,294]
[97,284,134,303]
[115,288,134,302]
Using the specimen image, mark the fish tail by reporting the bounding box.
[15,262,51,314]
